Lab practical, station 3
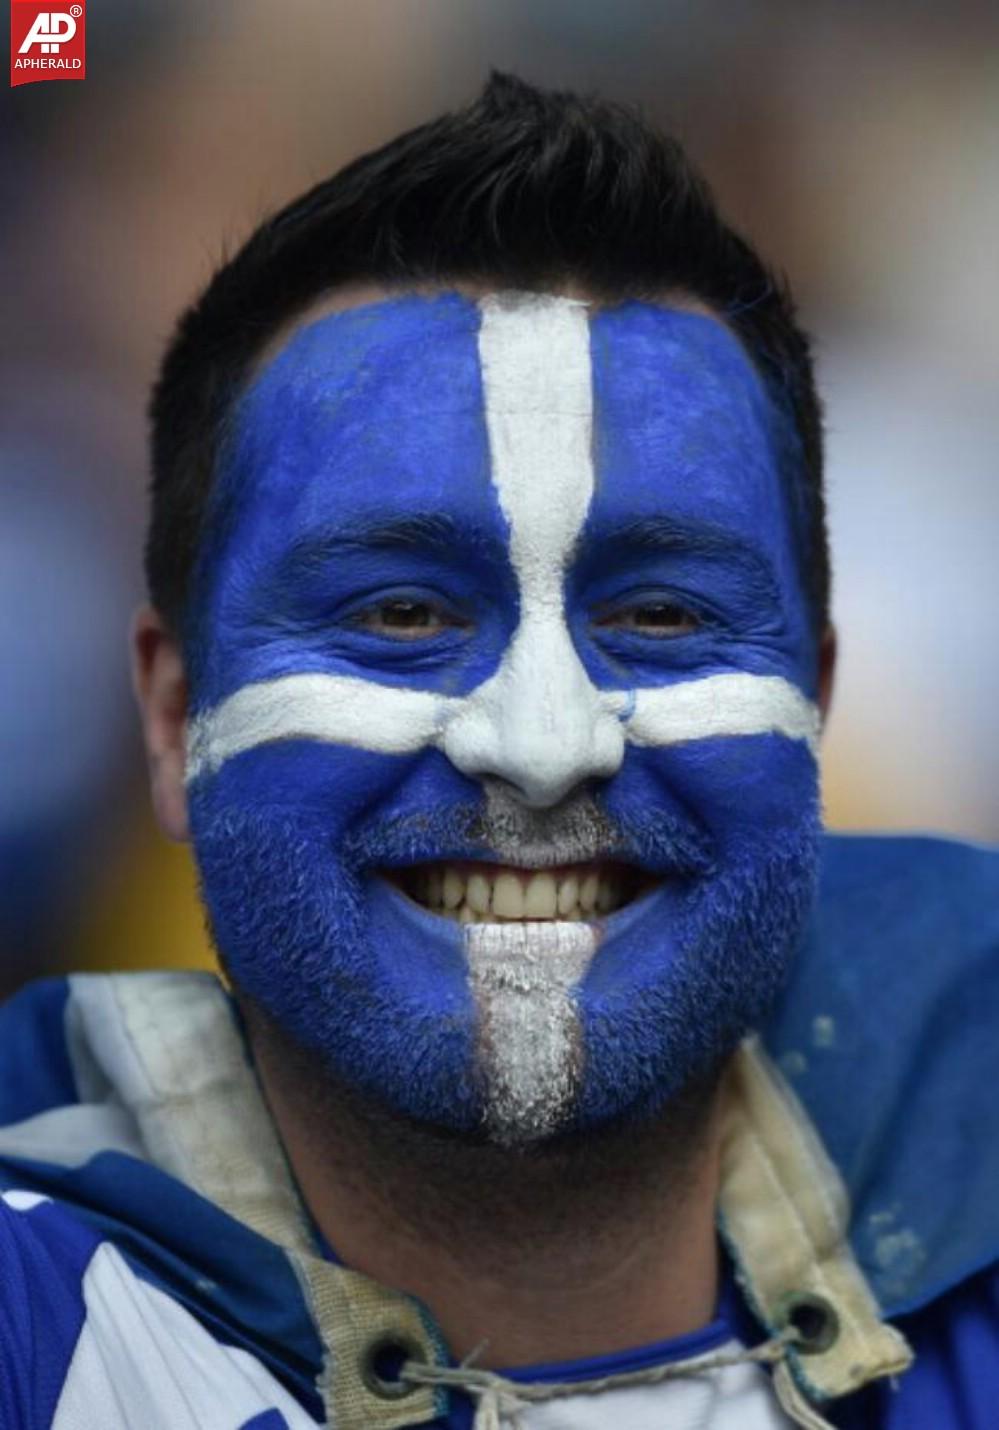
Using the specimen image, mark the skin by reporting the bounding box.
[133,280,835,1367]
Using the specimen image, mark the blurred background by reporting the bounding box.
[2,0,996,996]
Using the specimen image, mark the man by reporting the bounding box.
[1,74,996,1430]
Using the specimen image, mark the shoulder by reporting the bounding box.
[764,833,999,1314]
[0,972,325,1429]
[0,1187,322,1430]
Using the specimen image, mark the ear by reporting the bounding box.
[130,605,190,841]
[817,623,837,727]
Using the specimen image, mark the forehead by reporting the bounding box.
[213,291,794,564]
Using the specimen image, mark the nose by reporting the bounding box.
[441,613,625,808]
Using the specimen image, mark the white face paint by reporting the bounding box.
[448,297,610,1137]
[185,668,817,782]
[438,293,626,808]
[464,921,597,1144]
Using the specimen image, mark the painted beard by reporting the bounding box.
[189,747,821,1147]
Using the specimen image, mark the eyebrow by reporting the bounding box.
[271,512,508,578]
[580,516,782,599]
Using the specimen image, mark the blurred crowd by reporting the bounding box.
[2,0,997,996]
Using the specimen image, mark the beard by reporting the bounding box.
[189,751,821,1148]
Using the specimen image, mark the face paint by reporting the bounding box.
[187,291,821,1145]
[465,921,596,1143]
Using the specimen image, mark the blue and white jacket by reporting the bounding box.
[0,834,997,1429]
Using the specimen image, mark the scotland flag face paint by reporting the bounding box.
[186,290,822,1145]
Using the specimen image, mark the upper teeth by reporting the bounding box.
[406,865,625,923]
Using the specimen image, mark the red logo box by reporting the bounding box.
[10,1,85,86]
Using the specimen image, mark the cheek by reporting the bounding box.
[605,736,820,850]
[186,742,488,875]
[187,743,428,837]
[186,744,480,981]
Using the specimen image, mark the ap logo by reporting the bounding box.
[10,2,86,86]
[19,12,78,53]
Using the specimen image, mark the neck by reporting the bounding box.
[245,1002,725,1369]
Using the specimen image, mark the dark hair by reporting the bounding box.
[148,72,828,641]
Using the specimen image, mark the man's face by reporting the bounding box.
[185,290,821,1144]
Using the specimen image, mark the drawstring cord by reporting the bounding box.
[401,1326,836,1430]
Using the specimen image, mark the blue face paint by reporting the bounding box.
[566,305,820,1122]
[190,294,517,708]
[186,291,821,1142]
[190,295,512,1126]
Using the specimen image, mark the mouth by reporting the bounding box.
[384,860,656,924]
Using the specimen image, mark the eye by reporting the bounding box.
[350,598,466,640]
[596,600,701,638]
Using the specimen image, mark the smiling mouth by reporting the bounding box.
[385,861,655,924]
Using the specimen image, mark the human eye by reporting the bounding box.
[347,595,470,641]
[594,597,702,639]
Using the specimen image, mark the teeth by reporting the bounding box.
[524,872,557,918]
[466,871,492,914]
[557,874,579,915]
[493,872,525,919]
[403,864,628,922]
[442,868,464,910]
